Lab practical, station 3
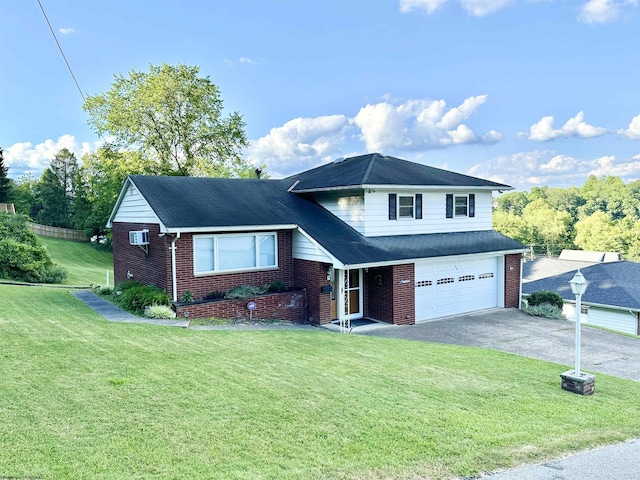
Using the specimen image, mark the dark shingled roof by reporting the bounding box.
[286,153,511,191]
[128,174,524,267]
[522,261,640,311]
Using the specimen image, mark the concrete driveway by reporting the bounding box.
[360,308,640,382]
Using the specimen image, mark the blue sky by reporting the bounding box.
[1,0,640,190]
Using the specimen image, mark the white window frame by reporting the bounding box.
[398,194,415,219]
[454,195,468,217]
[193,232,278,275]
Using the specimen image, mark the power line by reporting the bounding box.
[36,0,105,139]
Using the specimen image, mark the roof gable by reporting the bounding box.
[286,153,511,192]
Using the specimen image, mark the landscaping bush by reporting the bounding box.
[0,223,68,284]
[144,304,176,319]
[113,282,170,313]
[225,284,268,299]
[267,281,286,293]
[523,303,566,320]
[180,290,194,303]
[527,290,564,310]
[204,291,225,300]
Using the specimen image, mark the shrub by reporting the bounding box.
[115,280,143,292]
[527,290,564,310]
[98,286,114,296]
[523,303,566,320]
[204,291,225,300]
[225,284,267,299]
[267,281,286,293]
[144,304,176,319]
[180,290,194,303]
[0,236,68,284]
[114,282,170,312]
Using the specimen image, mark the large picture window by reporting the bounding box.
[194,233,277,274]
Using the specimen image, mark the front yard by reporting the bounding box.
[1,285,640,479]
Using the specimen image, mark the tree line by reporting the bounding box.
[493,176,640,260]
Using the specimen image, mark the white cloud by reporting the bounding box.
[239,56,262,65]
[578,0,639,23]
[399,0,448,14]
[58,27,76,35]
[618,114,640,139]
[354,95,500,151]
[519,111,608,142]
[3,135,93,179]
[248,95,500,177]
[468,150,640,189]
[399,0,516,16]
[460,0,514,16]
[245,115,349,176]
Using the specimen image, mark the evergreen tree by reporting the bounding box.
[0,148,11,203]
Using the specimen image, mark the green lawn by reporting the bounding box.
[38,236,114,287]
[1,285,640,479]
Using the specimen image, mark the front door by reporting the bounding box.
[342,268,363,320]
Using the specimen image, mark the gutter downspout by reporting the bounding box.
[170,232,181,302]
[519,254,524,310]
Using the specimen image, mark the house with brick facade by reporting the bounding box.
[107,153,526,326]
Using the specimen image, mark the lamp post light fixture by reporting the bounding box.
[561,269,596,395]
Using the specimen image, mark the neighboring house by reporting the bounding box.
[107,153,526,325]
[523,259,640,336]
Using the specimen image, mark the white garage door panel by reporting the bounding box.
[415,257,499,321]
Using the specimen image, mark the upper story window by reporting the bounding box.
[446,193,475,219]
[398,195,414,218]
[194,232,277,275]
[388,193,422,220]
[455,195,468,217]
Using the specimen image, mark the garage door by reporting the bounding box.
[415,257,499,321]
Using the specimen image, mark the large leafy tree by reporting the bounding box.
[73,146,155,238]
[83,63,252,177]
[32,149,79,227]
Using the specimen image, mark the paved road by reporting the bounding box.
[483,438,640,480]
[360,308,640,382]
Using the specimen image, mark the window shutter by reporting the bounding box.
[446,194,453,218]
[415,194,422,219]
[389,194,397,220]
[469,194,475,218]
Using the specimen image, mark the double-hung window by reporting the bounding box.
[446,193,475,218]
[388,193,423,220]
[454,195,468,217]
[194,232,277,274]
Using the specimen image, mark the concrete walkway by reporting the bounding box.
[71,290,189,327]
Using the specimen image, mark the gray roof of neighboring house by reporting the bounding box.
[285,153,512,192]
[558,249,621,262]
[522,261,640,311]
[125,174,525,267]
[523,257,598,282]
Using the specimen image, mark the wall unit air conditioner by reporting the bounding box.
[129,229,150,246]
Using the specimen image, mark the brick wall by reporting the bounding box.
[112,222,171,289]
[366,267,394,322]
[173,290,306,322]
[294,259,332,324]
[392,263,415,325]
[504,253,522,308]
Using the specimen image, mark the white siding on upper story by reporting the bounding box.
[362,189,493,237]
[316,193,365,234]
[292,229,332,263]
[112,182,161,224]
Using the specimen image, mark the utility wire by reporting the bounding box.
[37,0,105,140]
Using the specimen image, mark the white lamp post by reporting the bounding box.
[569,269,588,375]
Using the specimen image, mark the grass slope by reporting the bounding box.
[1,285,640,479]
[38,236,114,286]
